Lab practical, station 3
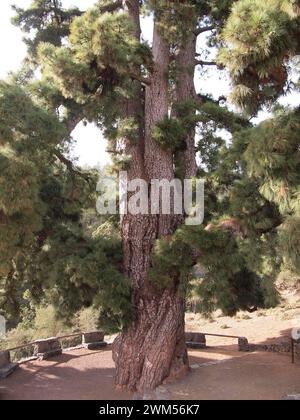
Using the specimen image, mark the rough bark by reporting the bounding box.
[174,33,198,179]
[113,288,188,393]
[112,2,196,394]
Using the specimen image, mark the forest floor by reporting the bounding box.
[1,288,300,400]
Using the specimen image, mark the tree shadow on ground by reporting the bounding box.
[1,328,300,400]
[0,348,131,401]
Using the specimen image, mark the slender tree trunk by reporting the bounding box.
[112,2,196,393]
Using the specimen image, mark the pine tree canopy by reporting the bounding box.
[0,77,131,329]
[218,0,300,114]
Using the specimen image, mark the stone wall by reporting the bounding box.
[34,338,62,360]
[185,332,207,349]
[0,350,18,379]
[82,332,107,350]
[0,331,107,379]
[186,333,300,357]
[249,341,300,355]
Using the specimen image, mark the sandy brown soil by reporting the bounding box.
[1,347,299,400]
[186,288,300,349]
[168,349,300,400]
[0,348,130,401]
[1,290,300,400]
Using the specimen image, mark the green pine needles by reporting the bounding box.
[1,0,299,333]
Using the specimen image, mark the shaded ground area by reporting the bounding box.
[1,346,300,400]
[2,290,300,400]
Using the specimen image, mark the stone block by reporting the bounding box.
[0,351,18,379]
[286,394,300,400]
[0,351,10,369]
[195,333,206,344]
[82,332,107,350]
[185,332,206,345]
[185,332,206,349]
[84,342,108,350]
[186,342,207,349]
[238,337,250,352]
[82,332,105,344]
[34,338,62,360]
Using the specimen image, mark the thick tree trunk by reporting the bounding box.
[112,2,195,393]
[113,288,188,392]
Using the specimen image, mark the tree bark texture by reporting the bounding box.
[112,1,197,393]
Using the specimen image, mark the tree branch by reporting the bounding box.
[195,59,218,67]
[52,112,96,186]
[63,114,82,134]
[196,93,227,105]
[53,150,94,186]
[100,0,123,14]
[194,25,215,36]
[129,72,150,86]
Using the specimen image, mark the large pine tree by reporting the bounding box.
[1,0,299,392]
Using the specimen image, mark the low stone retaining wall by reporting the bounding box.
[34,338,63,361]
[238,337,251,352]
[0,350,18,379]
[82,332,107,350]
[1,331,298,380]
[0,331,108,379]
[185,332,207,349]
[186,333,300,357]
[186,332,250,352]
[248,341,300,355]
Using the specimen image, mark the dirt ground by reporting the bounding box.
[1,346,299,400]
[1,289,300,400]
[186,286,300,349]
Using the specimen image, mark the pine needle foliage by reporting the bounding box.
[219,0,300,114]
